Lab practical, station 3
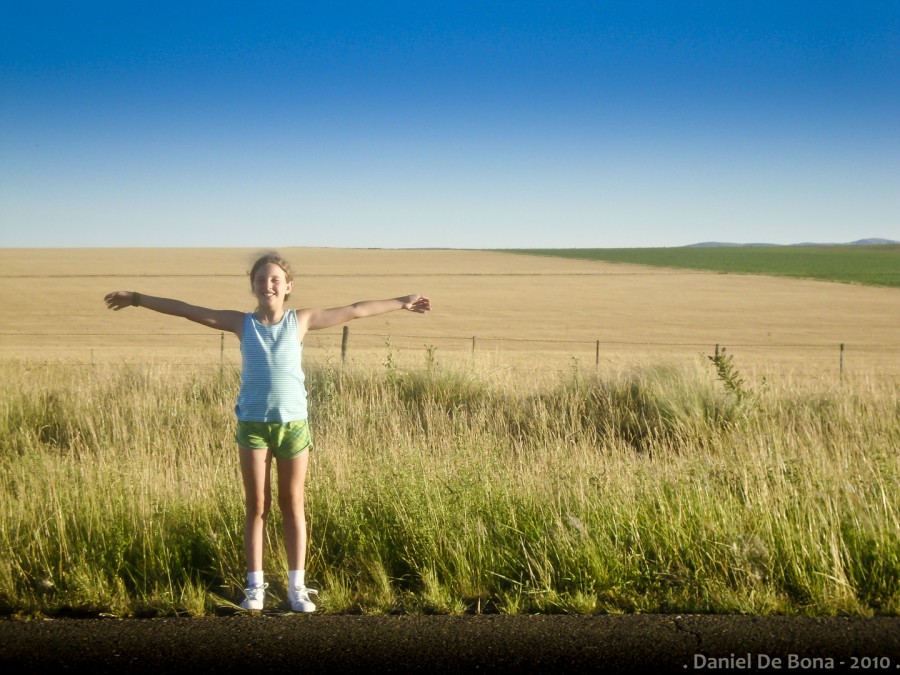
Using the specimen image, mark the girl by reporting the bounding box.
[104,251,431,612]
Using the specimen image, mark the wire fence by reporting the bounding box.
[2,327,898,382]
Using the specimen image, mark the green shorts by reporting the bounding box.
[235,420,313,460]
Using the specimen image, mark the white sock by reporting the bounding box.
[247,571,264,588]
[288,569,305,589]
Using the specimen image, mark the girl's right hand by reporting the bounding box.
[104,291,135,311]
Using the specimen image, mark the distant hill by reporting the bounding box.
[687,238,898,247]
[847,238,900,245]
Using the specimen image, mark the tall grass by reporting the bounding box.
[1,357,897,617]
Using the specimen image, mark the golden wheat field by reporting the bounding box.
[1,247,898,381]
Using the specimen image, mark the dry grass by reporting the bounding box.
[0,247,898,380]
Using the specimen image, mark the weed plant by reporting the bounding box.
[0,358,897,617]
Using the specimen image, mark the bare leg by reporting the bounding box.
[239,446,272,573]
[276,449,310,571]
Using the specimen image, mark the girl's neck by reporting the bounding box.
[254,307,286,325]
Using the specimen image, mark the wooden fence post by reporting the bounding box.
[341,326,350,366]
[472,336,476,355]
[220,332,225,374]
[840,343,845,382]
[595,340,600,371]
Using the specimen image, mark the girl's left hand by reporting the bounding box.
[401,295,431,313]
[104,291,135,310]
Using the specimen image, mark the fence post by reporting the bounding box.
[341,326,350,366]
[472,336,476,356]
[595,340,600,371]
[220,332,225,374]
[840,343,844,382]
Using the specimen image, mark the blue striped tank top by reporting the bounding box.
[235,309,308,422]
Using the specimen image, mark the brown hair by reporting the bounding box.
[249,251,294,300]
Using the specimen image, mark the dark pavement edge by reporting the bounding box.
[1,614,898,673]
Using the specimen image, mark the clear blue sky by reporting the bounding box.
[2,1,898,248]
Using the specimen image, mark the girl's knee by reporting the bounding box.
[245,496,272,520]
[278,493,305,517]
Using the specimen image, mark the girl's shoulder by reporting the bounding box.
[290,307,311,322]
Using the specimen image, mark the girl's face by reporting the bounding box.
[252,262,293,308]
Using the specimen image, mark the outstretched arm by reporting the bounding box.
[104,291,245,335]
[299,294,431,332]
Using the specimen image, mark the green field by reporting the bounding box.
[500,245,900,288]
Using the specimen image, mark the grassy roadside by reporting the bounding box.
[1,359,897,617]
[498,245,900,288]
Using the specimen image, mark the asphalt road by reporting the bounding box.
[2,614,898,673]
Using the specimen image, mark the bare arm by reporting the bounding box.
[299,294,431,332]
[104,291,245,335]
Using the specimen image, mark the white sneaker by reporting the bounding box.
[240,583,268,610]
[288,585,318,613]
